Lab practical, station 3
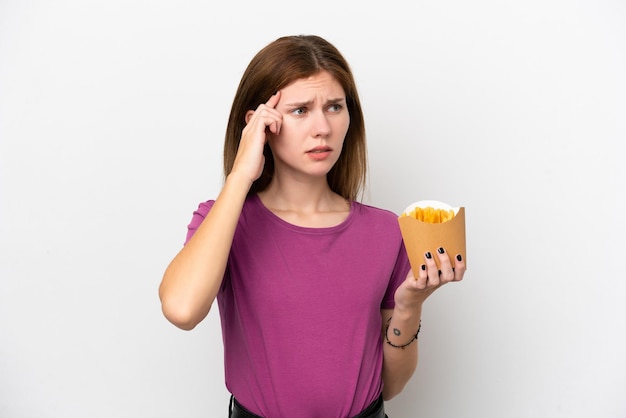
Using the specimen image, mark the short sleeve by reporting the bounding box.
[184,200,216,245]
[381,240,411,309]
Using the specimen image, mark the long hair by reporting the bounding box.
[223,35,367,201]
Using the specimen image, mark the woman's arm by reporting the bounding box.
[158,93,282,330]
[380,306,420,400]
[381,248,466,400]
[158,172,252,330]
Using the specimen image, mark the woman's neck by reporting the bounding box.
[257,177,350,227]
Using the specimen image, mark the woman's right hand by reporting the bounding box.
[231,91,282,183]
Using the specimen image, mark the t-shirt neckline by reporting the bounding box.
[250,193,357,234]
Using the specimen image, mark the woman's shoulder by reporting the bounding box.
[348,202,403,242]
[352,201,401,223]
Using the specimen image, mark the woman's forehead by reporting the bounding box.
[280,71,345,100]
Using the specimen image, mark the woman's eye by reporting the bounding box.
[292,108,306,115]
[328,104,343,112]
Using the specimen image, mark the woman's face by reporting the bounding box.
[269,70,350,180]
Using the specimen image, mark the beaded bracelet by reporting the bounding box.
[384,317,421,349]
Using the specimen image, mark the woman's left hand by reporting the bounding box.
[394,247,466,310]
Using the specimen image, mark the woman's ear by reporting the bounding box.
[245,110,254,124]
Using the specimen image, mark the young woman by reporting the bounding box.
[159,34,465,418]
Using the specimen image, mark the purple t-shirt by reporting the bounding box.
[185,194,410,418]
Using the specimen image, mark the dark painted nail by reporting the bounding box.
[425,252,432,259]
[456,254,463,262]
[421,264,426,271]
[437,247,445,254]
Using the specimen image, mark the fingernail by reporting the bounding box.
[421,264,426,271]
[437,247,445,254]
[425,252,432,259]
[456,254,463,262]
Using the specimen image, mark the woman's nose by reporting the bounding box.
[311,111,331,137]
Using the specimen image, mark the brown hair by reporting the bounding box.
[223,35,367,201]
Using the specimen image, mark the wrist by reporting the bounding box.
[384,316,422,349]
[385,304,422,350]
[225,171,254,192]
[392,301,422,320]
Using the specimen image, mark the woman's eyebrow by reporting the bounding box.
[283,100,314,108]
[283,97,346,107]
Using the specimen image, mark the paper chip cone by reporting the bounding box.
[398,200,466,272]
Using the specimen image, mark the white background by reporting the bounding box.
[1,1,625,417]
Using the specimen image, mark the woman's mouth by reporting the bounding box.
[306,146,332,160]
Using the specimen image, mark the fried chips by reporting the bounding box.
[402,206,456,223]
